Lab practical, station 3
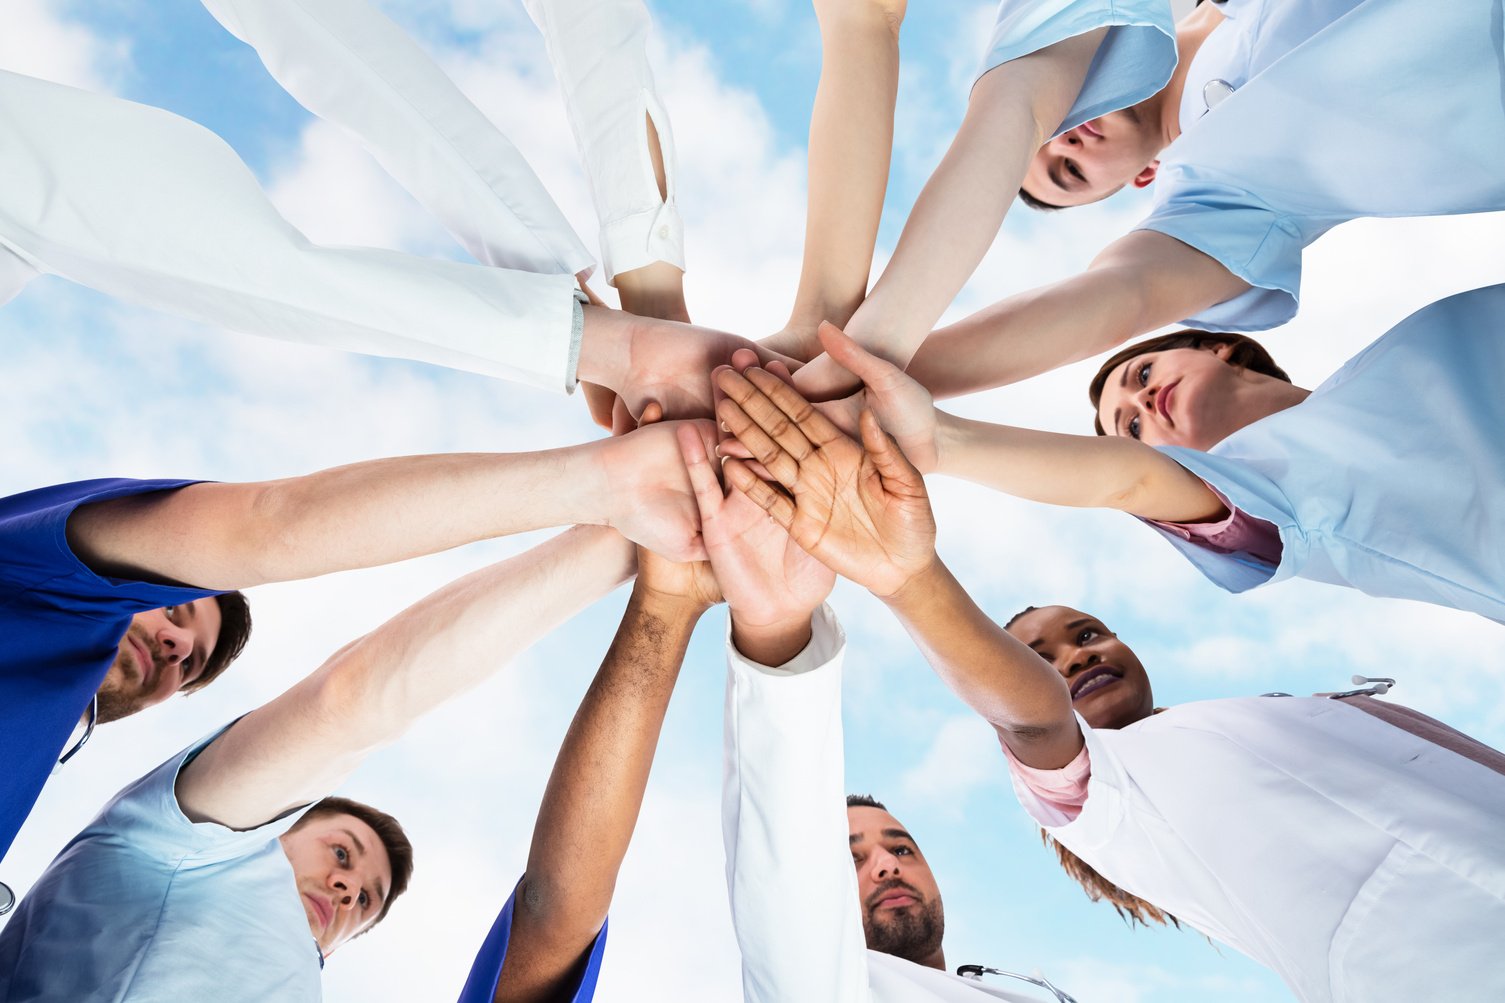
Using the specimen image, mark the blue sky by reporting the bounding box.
[4,2,1505,1001]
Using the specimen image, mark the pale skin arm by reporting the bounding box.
[175,525,634,830]
[763,0,906,362]
[792,29,1109,395]
[64,418,718,590]
[905,230,1251,398]
[712,368,1082,768]
[495,548,715,1003]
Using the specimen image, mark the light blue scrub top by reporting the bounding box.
[0,731,321,1003]
[1147,284,1505,624]
[980,0,1505,331]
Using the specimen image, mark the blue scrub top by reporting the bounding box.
[1148,284,1505,623]
[978,0,1505,331]
[0,478,219,862]
[458,881,608,1002]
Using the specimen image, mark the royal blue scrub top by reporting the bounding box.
[0,477,219,861]
[458,880,608,1002]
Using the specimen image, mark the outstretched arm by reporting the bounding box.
[64,419,717,589]
[906,230,1250,397]
[175,525,634,830]
[765,0,906,362]
[494,545,716,1003]
[714,367,1084,767]
[791,29,1108,396]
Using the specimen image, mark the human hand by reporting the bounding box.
[676,423,834,663]
[633,542,721,614]
[617,315,797,421]
[713,366,936,598]
[597,417,719,563]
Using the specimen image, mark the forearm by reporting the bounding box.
[934,411,1221,521]
[782,0,903,341]
[729,610,815,668]
[502,585,702,998]
[839,32,1104,368]
[70,446,614,590]
[882,558,1079,766]
[176,526,634,828]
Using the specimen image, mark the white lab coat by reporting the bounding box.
[1019,698,1505,1002]
[722,607,1053,1003]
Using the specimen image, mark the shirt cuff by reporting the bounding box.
[600,202,686,285]
[563,288,589,395]
[725,604,845,678]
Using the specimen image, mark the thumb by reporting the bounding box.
[859,408,922,492]
[817,321,900,387]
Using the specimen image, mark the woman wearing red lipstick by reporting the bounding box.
[709,368,1505,1003]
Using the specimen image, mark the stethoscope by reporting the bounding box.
[0,696,99,917]
[1262,675,1397,700]
[958,965,1078,1002]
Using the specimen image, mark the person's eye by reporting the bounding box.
[1066,160,1085,183]
[358,890,370,909]
[334,846,349,865]
[1136,362,1152,386]
[1128,415,1142,440]
[1077,628,1099,644]
[893,845,913,856]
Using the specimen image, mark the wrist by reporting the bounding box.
[931,409,964,475]
[631,579,713,625]
[877,552,946,606]
[575,305,634,392]
[730,610,815,667]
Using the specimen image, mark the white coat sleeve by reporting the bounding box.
[722,605,872,1003]
[521,0,685,284]
[0,69,583,392]
[199,0,596,279]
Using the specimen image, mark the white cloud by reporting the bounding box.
[0,0,130,91]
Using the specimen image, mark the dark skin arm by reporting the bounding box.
[494,549,717,1002]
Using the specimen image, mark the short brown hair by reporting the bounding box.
[291,796,415,929]
[180,591,252,694]
[1087,330,1291,436]
[1042,830,1177,927]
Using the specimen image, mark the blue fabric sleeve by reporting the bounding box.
[0,478,219,862]
[976,0,1177,139]
[1135,170,1307,332]
[457,880,608,1003]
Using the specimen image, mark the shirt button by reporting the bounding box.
[657,225,670,239]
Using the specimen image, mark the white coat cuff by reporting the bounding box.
[600,202,687,285]
[725,604,845,678]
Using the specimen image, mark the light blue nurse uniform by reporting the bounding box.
[1147,284,1505,624]
[980,0,1505,332]
[0,731,322,1003]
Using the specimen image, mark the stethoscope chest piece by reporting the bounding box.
[0,880,15,916]
[1203,78,1236,113]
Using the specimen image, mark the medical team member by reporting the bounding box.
[708,370,1505,1003]
[0,0,765,422]
[791,0,1505,400]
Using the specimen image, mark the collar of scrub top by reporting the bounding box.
[957,965,1078,1002]
[1262,676,1397,700]
[53,694,98,771]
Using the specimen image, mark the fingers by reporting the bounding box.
[722,458,796,530]
[677,423,728,524]
[581,382,617,431]
[716,396,802,489]
[764,358,797,387]
[717,365,847,455]
[638,401,665,426]
[612,394,638,436]
[790,352,862,402]
[859,408,923,491]
[730,347,760,372]
[816,321,899,388]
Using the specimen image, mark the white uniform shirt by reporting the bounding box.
[722,607,1048,1003]
[1012,698,1505,1003]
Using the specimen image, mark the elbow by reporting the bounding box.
[814,0,906,36]
[513,873,609,954]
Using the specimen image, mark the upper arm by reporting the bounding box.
[1087,230,1251,340]
[66,482,271,590]
[1093,436,1225,523]
[971,27,1109,147]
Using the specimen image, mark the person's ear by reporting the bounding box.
[1132,160,1159,189]
[1210,340,1237,361]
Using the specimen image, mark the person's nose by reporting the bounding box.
[152,620,195,666]
[868,847,903,882]
[329,873,357,912]
[1065,649,1101,678]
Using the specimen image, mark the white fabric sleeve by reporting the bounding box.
[522,0,685,284]
[0,69,582,392]
[721,605,872,1003]
[199,0,595,279]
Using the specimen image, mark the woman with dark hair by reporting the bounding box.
[748,281,1505,624]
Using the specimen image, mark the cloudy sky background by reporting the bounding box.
[4,1,1504,1000]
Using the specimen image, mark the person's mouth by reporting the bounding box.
[1070,666,1124,701]
[868,882,921,912]
[304,893,334,931]
[1079,118,1104,139]
[1156,380,1179,423]
[128,636,157,690]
